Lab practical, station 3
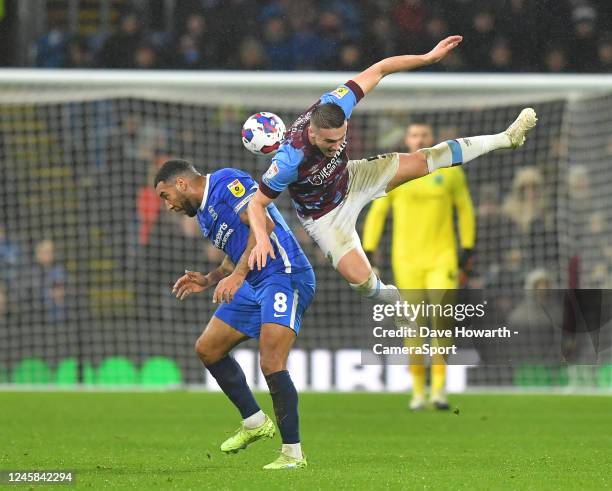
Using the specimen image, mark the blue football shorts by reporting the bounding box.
[214,269,316,338]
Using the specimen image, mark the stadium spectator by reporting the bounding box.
[20,239,68,324]
[502,167,549,245]
[64,37,94,68]
[134,43,160,69]
[0,226,20,286]
[488,38,513,72]
[416,14,451,61]
[596,33,612,72]
[262,17,294,70]
[172,13,220,69]
[500,0,538,71]
[97,12,143,68]
[544,47,569,72]
[34,18,69,68]
[25,0,611,73]
[337,43,364,71]
[237,38,269,70]
[570,4,599,72]
[174,34,205,69]
[208,0,259,69]
[317,10,348,66]
[505,268,563,363]
[471,183,511,288]
[363,16,398,64]
[290,16,328,70]
[466,8,497,71]
[0,281,10,329]
[392,0,428,39]
[501,166,557,282]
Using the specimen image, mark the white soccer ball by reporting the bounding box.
[241,112,286,156]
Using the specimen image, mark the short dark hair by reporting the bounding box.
[153,159,199,188]
[311,103,346,129]
[408,121,434,131]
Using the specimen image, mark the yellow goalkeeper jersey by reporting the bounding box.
[362,167,475,271]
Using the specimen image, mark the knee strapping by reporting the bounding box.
[419,141,460,173]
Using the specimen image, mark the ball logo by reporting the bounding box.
[227,179,245,197]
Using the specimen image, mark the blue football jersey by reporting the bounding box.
[196,168,312,285]
[259,80,364,219]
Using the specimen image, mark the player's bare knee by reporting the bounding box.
[195,336,222,365]
[259,351,285,375]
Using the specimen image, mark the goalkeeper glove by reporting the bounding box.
[458,248,474,287]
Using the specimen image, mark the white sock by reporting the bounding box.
[282,443,303,460]
[420,133,511,172]
[349,271,402,305]
[243,409,266,429]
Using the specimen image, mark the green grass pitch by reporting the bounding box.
[1,392,610,490]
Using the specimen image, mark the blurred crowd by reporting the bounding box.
[32,0,612,73]
[0,232,68,326]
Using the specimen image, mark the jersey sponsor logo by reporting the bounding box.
[208,205,218,221]
[263,162,279,181]
[306,140,347,186]
[214,222,234,249]
[234,192,256,213]
[227,179,245,197]
[331,86,349,99]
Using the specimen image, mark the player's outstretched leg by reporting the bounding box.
[195,317,275,454]
[260,323,307,470]
[386,108,538,191]
[337,247,402,305]
[421,108,538,173]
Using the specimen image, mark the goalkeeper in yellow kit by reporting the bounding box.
[363,123,476,410]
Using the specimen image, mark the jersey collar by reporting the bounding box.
[199,174,210,211]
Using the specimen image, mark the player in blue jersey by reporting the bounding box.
[248,35,537,307]
[154,159,314,470]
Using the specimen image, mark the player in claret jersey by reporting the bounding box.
[248,35,537,307]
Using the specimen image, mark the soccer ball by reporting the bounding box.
[241,112,286,156]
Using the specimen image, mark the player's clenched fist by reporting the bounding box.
[248,238,276,271]
[172,270,212,300]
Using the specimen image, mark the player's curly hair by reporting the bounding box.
[153,159,199,187]
[311,103,346,129]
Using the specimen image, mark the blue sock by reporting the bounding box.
[206,356,260,419]
[265,370,299,444]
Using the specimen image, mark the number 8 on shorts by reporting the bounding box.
[274,292,288,313]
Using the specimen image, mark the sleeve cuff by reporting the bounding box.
[259,179,282,199]
[346,79,364,103]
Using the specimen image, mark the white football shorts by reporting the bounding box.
[299,152,399,268]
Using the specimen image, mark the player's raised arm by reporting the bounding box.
[351,35,462,95]
[246,190,277,271]
[214,208,276,303]
[248,146,301,270]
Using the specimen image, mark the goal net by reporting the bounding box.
[0,70,610,392]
